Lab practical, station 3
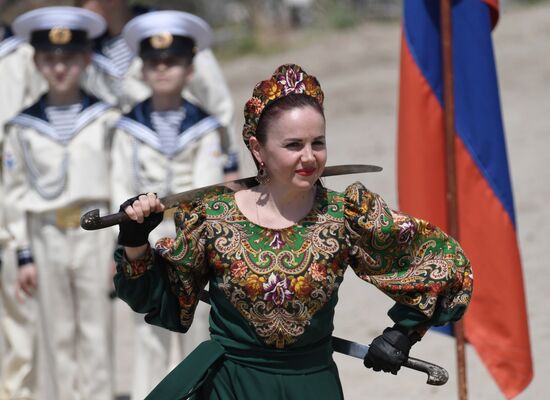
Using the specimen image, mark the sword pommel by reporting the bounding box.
[80,208,131,231]
[405,356,449,386]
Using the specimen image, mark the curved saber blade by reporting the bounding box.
[80,164,382,230]
[331,337,449,386]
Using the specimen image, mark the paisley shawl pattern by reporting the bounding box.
[344,183,472,317]
[147,182,473,348]
[205,189,347,348]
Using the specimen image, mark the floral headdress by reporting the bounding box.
[242,64,324,148]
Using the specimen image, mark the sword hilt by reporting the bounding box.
[331,336,449,386]
[80,209,131,230]
[404,355,449,386]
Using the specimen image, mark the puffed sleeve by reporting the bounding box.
[344,182,473,332]
[114,198,209,333]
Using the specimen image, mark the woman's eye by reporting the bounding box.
[286,142,301,149]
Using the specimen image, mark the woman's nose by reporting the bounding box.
[301,145,315,161]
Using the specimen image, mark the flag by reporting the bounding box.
[397,1,533,398]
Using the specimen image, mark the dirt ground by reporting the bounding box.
[115,2,549,398]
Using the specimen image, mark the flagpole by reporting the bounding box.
[440,1,468,399]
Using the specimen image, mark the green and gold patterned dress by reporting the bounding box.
[114,182,472,400]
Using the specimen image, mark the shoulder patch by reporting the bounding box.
[4,150,16,171]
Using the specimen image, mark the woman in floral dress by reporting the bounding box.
[114,64,473,399]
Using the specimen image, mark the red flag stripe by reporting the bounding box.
[456,137,533,398]
[397,29,448,229]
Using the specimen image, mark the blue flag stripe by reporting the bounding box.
[403,1,516,226]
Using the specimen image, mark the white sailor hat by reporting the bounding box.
[123,11,213,60]
[12,6,105,51]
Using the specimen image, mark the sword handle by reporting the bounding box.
[404,356,449,386]
[80,209,130,231]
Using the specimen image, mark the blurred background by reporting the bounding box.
[0,1,535,61]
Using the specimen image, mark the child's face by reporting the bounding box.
[34,50,90,93]
[142,56,193,96]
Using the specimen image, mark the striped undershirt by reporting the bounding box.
[45,103,82,143]
[101,36,134,73]
[151,109,186,154]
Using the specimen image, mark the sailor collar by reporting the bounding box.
[9,92,112,144]
[116,97,221,157]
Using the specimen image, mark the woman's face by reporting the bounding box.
[142,56,193,96]
[253,105,327,192]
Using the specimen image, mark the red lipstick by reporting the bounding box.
[295,168,315,176]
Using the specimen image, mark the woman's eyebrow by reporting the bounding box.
[282,138,303,143]
[282,135,325,143]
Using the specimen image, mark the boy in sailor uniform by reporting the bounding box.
[0,24,46,400]
[75,0,240,178]
[3,7,120,400]
[110,11,225,399]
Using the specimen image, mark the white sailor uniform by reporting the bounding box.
[111,97,224,399]
[3,93,120,400]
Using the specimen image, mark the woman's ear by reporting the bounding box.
[248,136,263,165]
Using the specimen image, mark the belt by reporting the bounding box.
[55,204,83,229]
[214,334,334,374]
[40,202,108,229]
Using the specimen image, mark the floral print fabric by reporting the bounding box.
[153,182,472,349]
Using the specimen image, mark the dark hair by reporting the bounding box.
[254,93,325,146]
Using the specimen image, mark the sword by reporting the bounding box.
[80,164,382,230]
[197,290,448,386]
[331,337,449,386]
